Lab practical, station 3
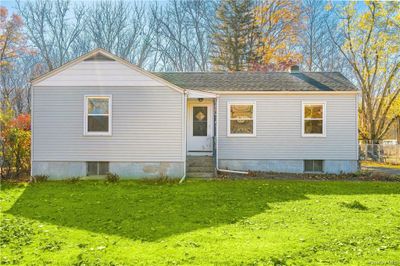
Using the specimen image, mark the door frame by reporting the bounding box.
[187,100,214,155]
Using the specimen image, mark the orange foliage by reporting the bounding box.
[0,112,31,178]
[0,6,30,68]
[9,113,31,131]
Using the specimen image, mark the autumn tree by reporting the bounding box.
[328,1,400,143]
[211,0,256,71]
[252,0,302,71]
[0,6,27,68]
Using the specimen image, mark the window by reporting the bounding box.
[304,160,324,173]
[193,106,208,136]
[87,162,109,176]
[84,96,112,135]
[228,102,256,136]
[302,102,326,137]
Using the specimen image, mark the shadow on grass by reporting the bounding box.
[5,180,400,242]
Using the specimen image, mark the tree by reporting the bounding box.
[299,0,350,73]
[211,0,255,71]
[0,6,33,114]
[151,0,215,71]
[327,1,400,143]
[252,0,302,71]
[0,7,27,68]
[16,0,85,70]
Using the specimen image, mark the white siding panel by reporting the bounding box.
[33,86,183,161]
[218,94,358,160]
[35,61,165,87]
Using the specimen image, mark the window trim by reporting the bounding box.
[227,101,256,137]
[84,95,112,136]
[302,101,326,138]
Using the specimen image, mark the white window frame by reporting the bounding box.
[302,101,326,137]
[227,101,256,137]
[84,95,112,136]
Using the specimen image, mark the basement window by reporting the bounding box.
[87,162,109,176]
[304,160,324,173]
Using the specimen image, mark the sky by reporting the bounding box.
[1,0,170,12]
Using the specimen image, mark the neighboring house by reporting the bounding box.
[31,49,359,179]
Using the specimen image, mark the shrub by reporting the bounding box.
[0,106,31,179]
[105,172,119,183]
[31,175,48,183]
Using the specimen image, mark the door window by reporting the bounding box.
[193,106,208,136]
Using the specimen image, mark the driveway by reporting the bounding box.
[362,165,400,176]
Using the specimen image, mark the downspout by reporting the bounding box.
[30,84,34,181]
[215,96,249,175]
[179,91,188,184]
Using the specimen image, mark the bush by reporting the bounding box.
[105,172,119,183]
[31,175,48,183]
[0,106,31,179]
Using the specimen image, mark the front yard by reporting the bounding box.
[1,179,399,265]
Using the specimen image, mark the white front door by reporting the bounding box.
[187,102,213,154]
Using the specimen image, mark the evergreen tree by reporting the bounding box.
[211,0,255,71]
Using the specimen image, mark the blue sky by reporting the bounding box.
[1,0,169,11]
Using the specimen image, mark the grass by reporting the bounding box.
[361,160,400,169]
[1,179,399,265]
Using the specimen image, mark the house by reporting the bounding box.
[31,49,359,179]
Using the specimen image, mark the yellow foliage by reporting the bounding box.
[253,0,302,70]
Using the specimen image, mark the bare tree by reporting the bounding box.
[16,0,85,70]
[150,0,215,71]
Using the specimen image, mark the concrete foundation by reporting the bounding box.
[32,161,184,179]
[218,159,358,174]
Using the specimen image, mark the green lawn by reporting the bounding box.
[1,180,399,265]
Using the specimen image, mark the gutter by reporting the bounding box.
[215,96,249,175]
[179,91,188,184]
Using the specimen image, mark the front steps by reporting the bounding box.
[186,156,215,178]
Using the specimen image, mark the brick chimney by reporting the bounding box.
[289,65,300,73]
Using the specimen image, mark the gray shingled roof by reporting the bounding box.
[153,72,357,92]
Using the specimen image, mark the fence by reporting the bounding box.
[359,144,400,164]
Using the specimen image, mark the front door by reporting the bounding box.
[187,102,213,154]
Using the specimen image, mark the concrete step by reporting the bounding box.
[187,166,215,172]
[187,156,214,167]
[186,172,215,178]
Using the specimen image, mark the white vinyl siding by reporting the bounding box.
[218,94,358,160]
[32,86,183,162]
[34,61,166,87]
